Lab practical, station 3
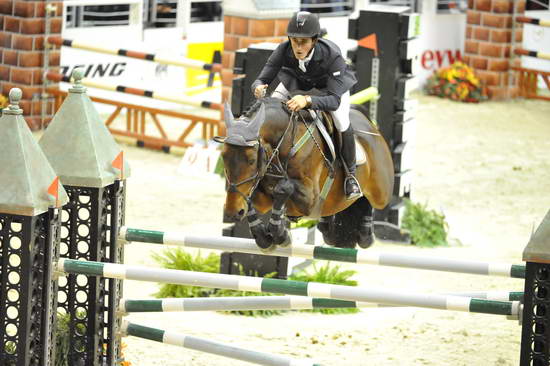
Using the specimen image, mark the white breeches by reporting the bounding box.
[272,83,351,132]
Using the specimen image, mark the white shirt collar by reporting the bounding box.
[298,48,315,72]
[303,48,315,63]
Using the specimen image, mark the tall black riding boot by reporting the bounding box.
[341,125,362,200]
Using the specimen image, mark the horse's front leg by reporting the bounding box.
[245,190,274,251]
[246,205,274,252]
[267,179,295,247]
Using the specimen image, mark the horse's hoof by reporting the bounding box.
[317,222,329,234]
[276,230,292,247]
[320,233,342,247]
[253,234,273,250]
[357,228,374,249]
[259,242,277,253]
[317,218,332,235]
[251,226,274,251]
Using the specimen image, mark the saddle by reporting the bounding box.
[292,108,366,166]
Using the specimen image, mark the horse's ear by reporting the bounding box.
[223,102,234,129]
[249,103,265,134]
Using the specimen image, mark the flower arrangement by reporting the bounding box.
[0,93,8,111]
[425,61,488,103]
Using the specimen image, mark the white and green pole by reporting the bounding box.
[120,296,378,313]
[58,259,522,317]
[121,321,320,366]
[120,291,523,313]
[120,227,526,279]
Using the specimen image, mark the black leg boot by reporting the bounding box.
[341,125,362,200]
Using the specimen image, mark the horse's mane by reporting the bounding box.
[242,88,327,123]
[242,98,290,119]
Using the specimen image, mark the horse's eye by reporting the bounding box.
[248,159,256,166]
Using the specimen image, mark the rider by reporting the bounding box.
[251,11,362,200]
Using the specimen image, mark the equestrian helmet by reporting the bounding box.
[287,11,320,38]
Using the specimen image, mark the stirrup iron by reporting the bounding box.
[345,175,362,200]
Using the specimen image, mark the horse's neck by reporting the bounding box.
[261,108,291,147]
[262,114,324,172]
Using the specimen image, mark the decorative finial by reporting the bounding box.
[69,68,86,93]
[2,88,23,115]
[73,68,84,83]
[9,88,22,109]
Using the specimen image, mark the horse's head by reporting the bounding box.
[214,102,266,222]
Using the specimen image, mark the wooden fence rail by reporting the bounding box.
[512,67,550,102]
[47,88,223,154]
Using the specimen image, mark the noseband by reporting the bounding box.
[224,141,265,205]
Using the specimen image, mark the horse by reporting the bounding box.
[215,97,394,251]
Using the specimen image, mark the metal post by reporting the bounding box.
[0,88,68,366]
[520,210,550,365]
[39,72,130,366]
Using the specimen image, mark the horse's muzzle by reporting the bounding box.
[223,208,246,223]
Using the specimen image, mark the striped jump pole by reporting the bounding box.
[120,227,526,279]
[47,37,223,73]
[514,48,550,61]
[58,259,522,317]
[46,71,223,111]
[122,321,320,366]
[120,291,523,313]
[448,291,523,302]
[120,296,377,313]
[516,16,550,27]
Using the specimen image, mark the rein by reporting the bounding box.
[293,111,334,177]
[264,112,296,180]
[225,102,334,209]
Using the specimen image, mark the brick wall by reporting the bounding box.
[222,16,289,102]
[0,1,62,129]
[463,0,525,99]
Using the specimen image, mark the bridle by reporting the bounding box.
[224,141,264,205]
[223,113,295,207]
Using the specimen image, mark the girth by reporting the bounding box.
[287,110,338,218]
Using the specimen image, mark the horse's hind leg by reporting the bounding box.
[317,216,343,247]
[268,179,294,247]
[318,197,375,249]
[317,216,332,235]
[357,199,374,249]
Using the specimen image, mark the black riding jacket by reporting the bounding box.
[251,38,357,111]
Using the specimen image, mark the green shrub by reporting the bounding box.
[213,269,283,317]
[289,262,359,314]
[153,248,360,315]
[4,341,16,366]
[2,312,76,366]
[55,312,72,366]
[153,249,220,298]
[290,218,318,229]
[402,199,449,247]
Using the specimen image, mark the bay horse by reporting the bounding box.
[215,97,394,251]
